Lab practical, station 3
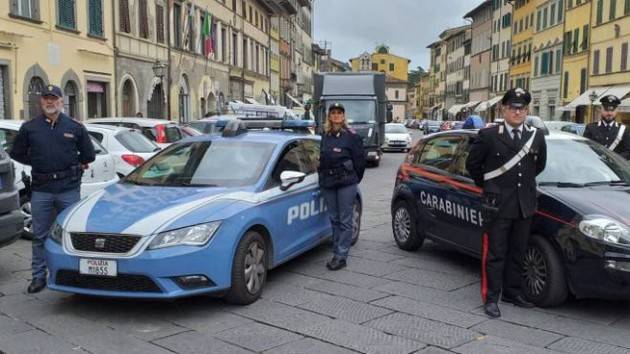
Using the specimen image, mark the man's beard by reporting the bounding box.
[43,106,59,115]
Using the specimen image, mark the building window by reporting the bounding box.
[623,43,629,71]
[573,28,579,53]
[556,49,562,73]
[550,4,556,26]
[543,8,548,28]
[582,25,589,50]
[580,68,587,94]
[558,0,563,22]
[221,27,227,62]
[87,81,108,118]
[88,0,103,37]
[626,0,630,14]
[372,63,378,71]
[156,4,165,43]
[174,3,182,48]
[593,49,600,74]
[121,79,136,117]
[541,52,549,75]
[232,32,238,66]
[389,63,395,71]
[120,0,131,33]
[395,90,399,99]
[536,10,541,31]
[563,72,569,98]
[139,0,149,39]
[606,46,613,73]
[13,0,40,20]
[611,0,617,20]
[243,38,248,69]
[57,0,76,29]
[597,0,603,24]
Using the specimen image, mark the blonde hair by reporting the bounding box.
[324,112,348,135]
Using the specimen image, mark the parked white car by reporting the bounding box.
[0,120,119,237]
[86,117,185,148]
[85,124,160,177]
[383,123,412,152]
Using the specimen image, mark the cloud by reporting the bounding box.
[314,0,481,69]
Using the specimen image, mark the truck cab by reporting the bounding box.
[314,72,392,166]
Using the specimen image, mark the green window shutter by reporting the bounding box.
[89,0,103,36]
[597,0,603,24]
[31,0,40,20]
[57,0,75,29]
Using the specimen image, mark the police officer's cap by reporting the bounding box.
[328,102,345,113]
[501,88,531,108]
[40,85,63,98]
[600,94,621,109]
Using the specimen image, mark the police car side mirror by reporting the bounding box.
[280,170,306,191]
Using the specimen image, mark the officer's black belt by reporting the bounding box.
[31,169,74,181]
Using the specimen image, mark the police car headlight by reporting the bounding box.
[148,221,221,250]
[579,216,630,245]
[50,222,63,244]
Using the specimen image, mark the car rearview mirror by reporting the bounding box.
[280,170,306,191]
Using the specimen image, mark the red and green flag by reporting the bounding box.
[202,11,214,58]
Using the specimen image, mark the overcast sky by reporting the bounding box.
[313,0,481,71]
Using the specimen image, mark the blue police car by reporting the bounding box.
[392,129,630,307]
[45,121,362,304]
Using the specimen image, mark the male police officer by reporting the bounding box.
[583,95,630,159]
[466,88,547,318]
[10,85,95,294]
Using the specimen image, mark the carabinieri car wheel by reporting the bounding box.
[522,235,568,307]
[392,200,423,251]
[226,231,268,305]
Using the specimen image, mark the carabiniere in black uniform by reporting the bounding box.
[466,88,547,318]
[583,94,630,159]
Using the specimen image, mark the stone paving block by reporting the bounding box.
[351,249,407,262]
[105,316,189,341]
[366,312,480,349]
[263,338,357,354]
[547,337,630,354]
[371,295,486,328]
[344,256,410,277]
[229,299,330,331]
[313,269,391,289]
[214,322,302,352]
[32,313,172,354]
[0,314,34,336]
[305,279,390,303]
[414,346,456,354]
[266,271,320,288]
[298,296,392,324]
[171,307,253,334]
[0,330,86,354]
[300,319,425,354]
[533,300,629,326]
[289,259,332,277]
[262,282,333,306]
[153,331,253,354]
[373,280,483,313]
[470,320,563,348]
[481,306,630,349]
[452,335,562,354]
[384,268,479,291]
[391,256,478,277]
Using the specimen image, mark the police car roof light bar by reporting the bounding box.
[221,119,314,137]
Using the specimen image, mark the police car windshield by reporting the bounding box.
[327,101,375,123]
[124,141,275,187]
[537,139,630,186]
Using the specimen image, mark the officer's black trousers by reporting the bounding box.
[482,217,532,304]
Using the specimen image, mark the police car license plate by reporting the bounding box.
[79,259,117,277]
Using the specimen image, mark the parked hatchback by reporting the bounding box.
[86,124,161,177]
[86,118,184,148]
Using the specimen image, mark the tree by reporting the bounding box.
[408,66,427,86]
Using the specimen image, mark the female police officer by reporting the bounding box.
[318,102,366,270]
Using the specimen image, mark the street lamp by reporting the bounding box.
[589,90,599,124]
[152,60,168,119]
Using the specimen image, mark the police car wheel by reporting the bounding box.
[392,200,423,251]
[225,231,268,305]
[522,236,568,307]
[351,199,362,246]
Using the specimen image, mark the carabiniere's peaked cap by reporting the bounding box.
[600,94,621,107]
[501,88,531,108]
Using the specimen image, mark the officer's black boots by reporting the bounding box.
[326,257,346,271]
[502,294,535,308]
[484,302,501,318]
[27,278,46,294]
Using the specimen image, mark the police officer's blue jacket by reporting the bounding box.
[318,128,366,189]
[10,113,96,193]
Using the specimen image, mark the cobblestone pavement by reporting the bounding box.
[1,131,630,353]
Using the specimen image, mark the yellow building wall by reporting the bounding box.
[372,53,409,81]
[350,58,360,72]
[0,0,115,120]
[589,5,630,87]
[511,0,537,80]
[562,1,591,103]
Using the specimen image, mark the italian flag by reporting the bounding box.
[202,11,213,58]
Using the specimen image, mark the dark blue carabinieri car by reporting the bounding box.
[391,129,630,306]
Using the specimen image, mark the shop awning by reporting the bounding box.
[285,93,303,107]
[474,96,502,112]
[462,101,480,110]
[448,104,465,115]
[563,85,630,110]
